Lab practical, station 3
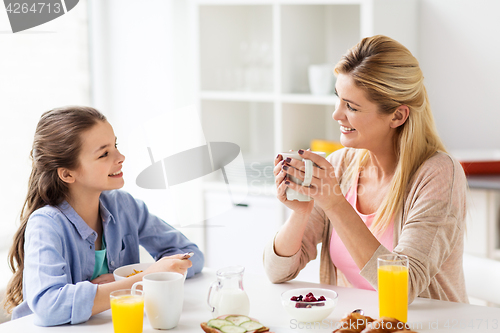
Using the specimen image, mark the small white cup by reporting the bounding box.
[132,272,184,330]
[308,64,334,95]
[281,151,326,202]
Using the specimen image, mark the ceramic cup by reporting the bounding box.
[281,151,326,202]
[308,64,334,95]
[132,272,184,330]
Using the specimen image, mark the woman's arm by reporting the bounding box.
[323,200,381,269]
[282,150,381,270]
[264,154,333,283]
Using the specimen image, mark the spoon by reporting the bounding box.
[181,251,195,259]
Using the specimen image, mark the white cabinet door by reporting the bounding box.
[204,192,282,276]
[464,188,500,259]
[465,189,490,257]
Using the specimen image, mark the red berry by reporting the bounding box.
[318,296,326,301]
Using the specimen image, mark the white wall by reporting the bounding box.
[0,2,90,247]
[88,0,204,248]
[418,0,500,150]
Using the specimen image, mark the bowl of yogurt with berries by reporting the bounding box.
[281,288,338,322]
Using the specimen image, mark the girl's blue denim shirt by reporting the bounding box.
[12,190,204,326]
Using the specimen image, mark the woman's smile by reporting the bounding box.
[340,125,356,133]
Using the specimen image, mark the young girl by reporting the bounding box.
[4,106,204,326]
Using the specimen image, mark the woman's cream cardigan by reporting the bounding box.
[263,149,468,303]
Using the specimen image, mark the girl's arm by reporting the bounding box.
[23,215,97,326]
[91,253,191,315]
[116,191,204,277]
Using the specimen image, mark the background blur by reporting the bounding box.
[1,0,500,319]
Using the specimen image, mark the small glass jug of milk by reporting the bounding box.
[207,265,250,317]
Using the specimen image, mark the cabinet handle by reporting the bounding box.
[234,203,249,208]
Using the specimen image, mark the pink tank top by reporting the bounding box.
[329,174,394,290]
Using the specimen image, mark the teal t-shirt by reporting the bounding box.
[91,235,109,280]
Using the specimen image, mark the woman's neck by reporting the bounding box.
[67,190,102,233]
[365,149,398,183]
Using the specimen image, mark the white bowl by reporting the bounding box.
[113,263,153,281]
[281,288,338,323]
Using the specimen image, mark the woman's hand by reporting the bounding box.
[91,273,115,285]
[281,150,344,213]
[274,153,314,215]
[145,254,193,276]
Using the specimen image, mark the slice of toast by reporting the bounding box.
[200,315,271,333]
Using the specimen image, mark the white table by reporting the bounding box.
[1,268,499,332]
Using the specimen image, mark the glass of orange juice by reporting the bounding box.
[110,289,144,333]
[377,254,409,323]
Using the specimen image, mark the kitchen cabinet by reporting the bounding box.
[464,177,500,261]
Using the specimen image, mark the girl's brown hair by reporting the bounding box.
[3,106,106,313]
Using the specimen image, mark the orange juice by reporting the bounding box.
[378,265,408,322]
[110,295,144,333]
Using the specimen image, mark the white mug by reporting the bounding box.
[308,64,334,95]
[132,272,184,330]
[281,151,326,202]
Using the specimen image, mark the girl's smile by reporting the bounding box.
[108,170,123,177]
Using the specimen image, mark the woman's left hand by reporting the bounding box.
[91,273,115,285]
[282,150,344,212]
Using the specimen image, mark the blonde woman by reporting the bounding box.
[264,35,468,303]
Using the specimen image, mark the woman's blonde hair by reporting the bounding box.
[3,106,106,313]
[334,35,446,235]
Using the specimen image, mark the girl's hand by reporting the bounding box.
[281,150,343,213]
[91,273,115,285]
[145,254,193,276]
[274,153,314,215]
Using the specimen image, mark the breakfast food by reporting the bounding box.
[200,315,271,333]
[290,292,327,308]
[365,317,410,332]
[125,269,143,277]
[282,288,338,322]
[334,313,417,333]
[334,312,375,332]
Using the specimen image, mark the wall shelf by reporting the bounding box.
[200,91,275,102]
[281,93,339,106]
